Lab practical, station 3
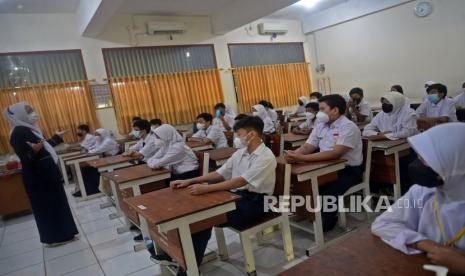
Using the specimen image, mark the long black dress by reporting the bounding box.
[10,126,78,244]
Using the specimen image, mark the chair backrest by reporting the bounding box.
[264,133,282,157]
[224,131,234,147]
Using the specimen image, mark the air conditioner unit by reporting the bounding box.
[257,23,288,35]
[147,21,186,35]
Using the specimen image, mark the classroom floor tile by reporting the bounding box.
[0,182,375,276]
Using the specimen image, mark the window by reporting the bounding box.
[229,43,305,68]
[90,84,113,109]
[0,50,86,88]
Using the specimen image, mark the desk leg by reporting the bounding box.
[74,163,88,201]
[178,222,200,276]
[109,180,123,220]
[393,152,401,200]
[100,169,114,209]
[131,184,146,251]
[59,158,70,186]
[309,175,324,254]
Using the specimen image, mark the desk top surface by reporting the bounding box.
[204,147,237,161]
[186,140,209,149]
[370,138,409,149]
[87,155,139,168]
[277,157,346,175]
[64,153,99,162]
[279,228,431,276]
[125,187,240,225]
[56,146,82,155]
[102,164,170,183]
[283,133,308,142]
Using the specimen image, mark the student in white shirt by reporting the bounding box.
[128,116,142,139]
[147,124,199,180]
[309,91,323,102]
[258,100,278,123]
[293,102,319,135]
[372,123,465,274]
[416,83,457,123]
[190,113,228,149]
[212,103,235,131]
[88,128,119,156]
[77,124,97,151]
[390,84,412,108]
[422,81,437,102]
[252,104,275,134]
[453,82,465,110]
[285,94,363,231]
[363,92,418,140]
[122,119,162,162]
[154,116,277,275]
[346,87,372,123]
[293,96,308,115]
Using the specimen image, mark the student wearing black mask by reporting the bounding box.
[346,87,372,123]
[372,123,465,274]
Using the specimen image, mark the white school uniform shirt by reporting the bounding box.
[253,105,276,134]
[217,143,276,195]
[453,90,465,108]
[416,97,457,121]
[129,133,160,161]
[80,133,97,150]
[192,125,228,149]
[147,124,198,175]
[306,115,363,167]
[348,100,372,123]
[293,96,308,115]
[371,123,465,254]
[363,92,418,140]
[267,109,278,123]
[88,129,119,156]
[212,115,235,132]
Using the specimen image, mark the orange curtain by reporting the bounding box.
[110,69,224,134]
[233,63,312,113]
[0,80,100,154]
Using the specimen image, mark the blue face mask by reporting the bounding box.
[427,94,440,104]
[215,109,221,118]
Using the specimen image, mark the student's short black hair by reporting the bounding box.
[149,119,162,126]
[258,100,269,108]
[310,92,323,99]
[305,102,320,112]
[214,103,226,110]
[233,116,264,136]
[319,94,347,115]
[77,124,90,133]
[234,113,249,121]
[197,113,213,122]
[349,87,364,97]
[132,116,142,122]
[391,85,404,94]
[133,119,150,133]
[427,83,447,96]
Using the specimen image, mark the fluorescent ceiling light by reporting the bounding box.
[297,0,321,8]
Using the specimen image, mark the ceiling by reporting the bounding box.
[0,0,79,13]
[117,0,234,16]
[268,0,347,19]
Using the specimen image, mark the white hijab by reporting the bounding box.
[252,104,268,121]
[3,102,58,163]
[153,124,197,159]
[298,96,308,106]
[225,103,237,118]
[408,123,465,203]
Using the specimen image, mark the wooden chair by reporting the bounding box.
[214,162,294,275]
[264,133,282,157]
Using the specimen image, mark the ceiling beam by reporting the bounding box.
[76,0,125,37]
[211,0,299,35]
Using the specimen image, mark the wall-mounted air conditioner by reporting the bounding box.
[147,21,186,35]
[257,23,288,35]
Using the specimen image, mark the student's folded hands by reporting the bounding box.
[187,184,210,195]
[284,150,304,163]
[170,179,191,189]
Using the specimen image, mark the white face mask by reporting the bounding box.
[305,112,315,121]
[196,123,206,130]
[27,112,38,124]
[133,130,141,139]
[151,126,158,132]
[233,137,247,149]
[316,111,329,123]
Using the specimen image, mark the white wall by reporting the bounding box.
[0,13,308,135]
[306,0,465,105]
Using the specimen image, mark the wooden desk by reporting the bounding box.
[205,147,236,167]
[365,139,410,200]
[277,157,346,252]
[56,146,84,186]
[186,140,214,152]
[102,165,170,238]
[87,155,140,209]
[279,228,431,276]
[0,169,31,217]
[116,138,138,152]
[125,188,240,275]
[64,154,100,201]
[283,133,308,149]
[288,115,306,123]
